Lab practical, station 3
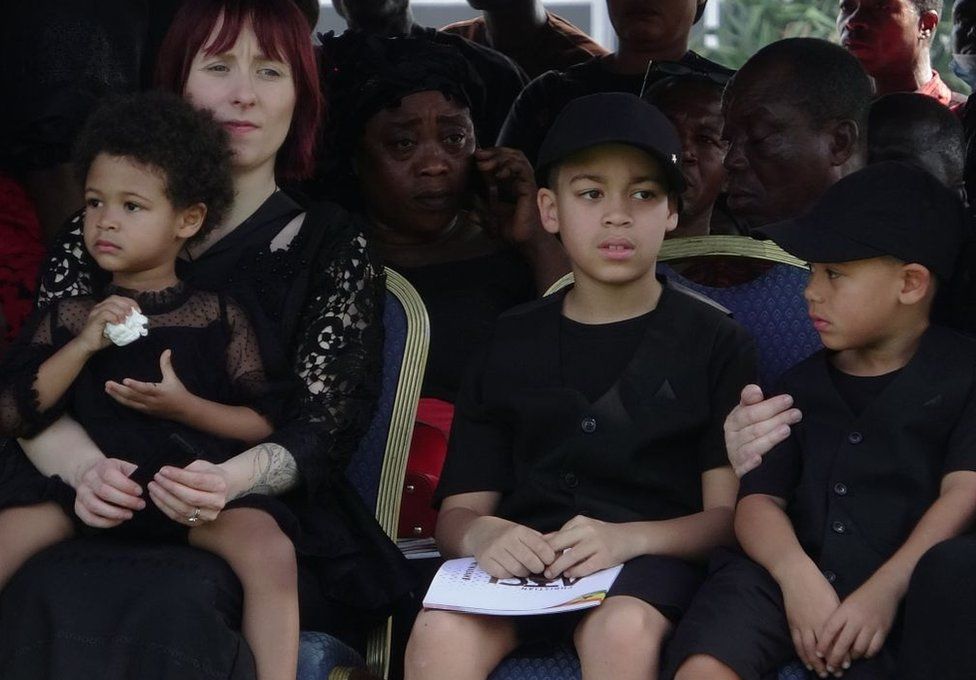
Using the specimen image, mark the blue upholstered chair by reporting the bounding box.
[300,268,429,680]
[656,235,822,389]
[506,237,821,680]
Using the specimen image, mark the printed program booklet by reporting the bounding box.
[422,557,623,616]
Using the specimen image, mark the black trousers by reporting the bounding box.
[898,533,976,680]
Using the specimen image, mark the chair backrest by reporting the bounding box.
[339,268,429,680]
[543,236,821,389]
[658,236,821,388]
[345,268,429,531]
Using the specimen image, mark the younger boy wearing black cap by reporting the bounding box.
[667,161,976,680]
[404,92,756,680]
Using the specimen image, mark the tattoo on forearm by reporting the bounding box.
[240,443,299,498]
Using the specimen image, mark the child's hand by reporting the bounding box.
[473,147,544,246]
[543,515,633,579]
[468,516,557,579]
[75,295,140,354]
[780,563,842,678]
[816,574,900,676]
[105,349,191,421]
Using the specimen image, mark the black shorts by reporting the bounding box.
[663,547,898,680]
[514,553,704,653]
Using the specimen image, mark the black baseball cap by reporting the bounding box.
[535,92,685,195]
[756,161,967,280]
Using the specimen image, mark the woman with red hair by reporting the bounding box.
[0,1,408,677]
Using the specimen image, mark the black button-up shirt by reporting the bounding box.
[437,286,757,532]
[740,325,976,597]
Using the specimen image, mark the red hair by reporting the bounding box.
[154,0,322,181]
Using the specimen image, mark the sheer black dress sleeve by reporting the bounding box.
[0,298,91,438]
[222,294,296,427]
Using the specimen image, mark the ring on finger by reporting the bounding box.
[187,507,202,525]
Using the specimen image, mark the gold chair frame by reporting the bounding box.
[543,235,807,296]
[330,268,430,680]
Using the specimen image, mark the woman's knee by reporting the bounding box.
[673,654,740,680]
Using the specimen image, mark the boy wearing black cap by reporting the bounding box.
[668,161,976,680]
[404,92,756,680]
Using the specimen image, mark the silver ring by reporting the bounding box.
[187,508,201,524]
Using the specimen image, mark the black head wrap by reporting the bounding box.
[312,32,487,205]
[323,33,485,141]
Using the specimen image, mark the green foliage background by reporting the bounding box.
[689,0,970,93]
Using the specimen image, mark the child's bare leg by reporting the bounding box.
[673,654,742,680]
[574,595,672,680]
[0,502,74,589]
[189,507,298,680]
[405,609,519,680]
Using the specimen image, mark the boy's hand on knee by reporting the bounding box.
[543,516,630,579]
[780,565,841,678]
[469,516,556,579]
[817,576,898,676]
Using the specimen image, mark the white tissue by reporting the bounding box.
[103,309,149,346]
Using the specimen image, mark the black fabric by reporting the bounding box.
[826,365,900,418]
[497,51,730,165]
[394,249,535,402]
[559,311,649,404]
[0,538,256,680]
[663,547,899,680]
[898,533,976,679]
[739,326,976,598]
[436,283,757,531]
[0,0,181,171]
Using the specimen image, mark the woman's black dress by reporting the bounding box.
[0,192,412,679]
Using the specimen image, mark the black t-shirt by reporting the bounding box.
[740,326,976,596]
[436,284,757,532]
[560,311,650,403]
[827,364,901,417]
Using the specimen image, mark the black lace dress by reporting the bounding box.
[0,192,411,679]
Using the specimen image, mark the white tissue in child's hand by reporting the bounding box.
[103,309,149,346]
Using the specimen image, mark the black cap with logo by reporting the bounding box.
[757,161,967,280]
[534,92,685,195]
